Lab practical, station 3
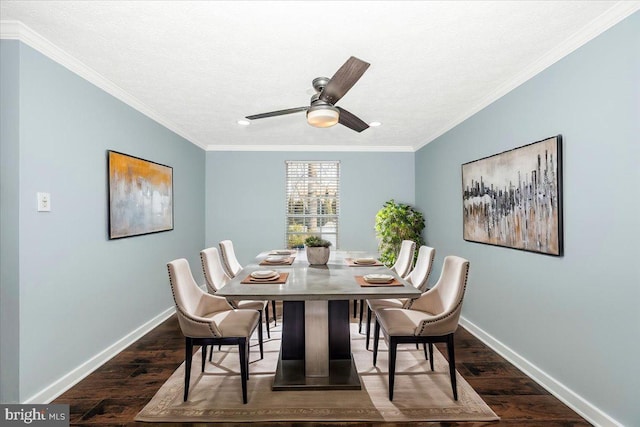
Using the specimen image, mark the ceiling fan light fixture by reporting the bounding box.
[306,105,339,128]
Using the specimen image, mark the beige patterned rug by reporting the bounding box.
[136,323,499,423]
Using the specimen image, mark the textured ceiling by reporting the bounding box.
[1,1,638,151]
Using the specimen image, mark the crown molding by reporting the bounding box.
[414,1,640,151]
[0,20,209,151]
[205,144,415,152]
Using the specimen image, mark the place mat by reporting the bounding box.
[241,272,289,284]
[355,275,403,287]
[345,258,384,266]
[259,257,295,266]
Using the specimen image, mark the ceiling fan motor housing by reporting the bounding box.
[312,77,330,93]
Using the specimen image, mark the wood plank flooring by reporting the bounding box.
[54,308,591,426]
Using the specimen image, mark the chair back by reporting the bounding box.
[200,247,231,293]
[391,240,416,278]
[167,258,203,316]
[405,245,436,292]
[410,255,470,336]
[167,258,229,338]
[219,240,243,278]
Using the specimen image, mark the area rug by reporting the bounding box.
[135,323,499,423]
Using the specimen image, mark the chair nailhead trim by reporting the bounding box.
[167,264,221,337]
[416,262,469,336]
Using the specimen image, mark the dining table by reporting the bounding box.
[215,249,422,391]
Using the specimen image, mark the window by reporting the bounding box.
[286,161,340,249]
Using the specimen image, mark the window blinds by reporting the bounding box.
[285,161,340,249]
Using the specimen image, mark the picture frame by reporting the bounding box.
[461,135,563,256]
[107,150,173,239]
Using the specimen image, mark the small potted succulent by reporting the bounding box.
[304,236,332,265]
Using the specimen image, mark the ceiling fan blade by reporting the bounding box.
[319,56,370,105]
[337,107,369,132]
[246,107,308,120]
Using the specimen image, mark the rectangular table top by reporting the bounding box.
[215,250,422,301]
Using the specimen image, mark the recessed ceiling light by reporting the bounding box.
[369,121,382,127]
[237,119,250,126]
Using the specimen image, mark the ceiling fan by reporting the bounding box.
[245,56,371,132]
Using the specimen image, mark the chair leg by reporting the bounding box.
[422,343,428,360]
[238,338,248,404]
[365,306,372,350]
[389,337,397,401]
[271,300,277,326]
[184,337,193,401]
[358,300,364,333]
[264,305,271,339]
[257,313,264,360]
[201,345,207,372]
[428,343,434,371]
[246,337,250,380]
[373,319,380,366]
[353,299,357,317]
[208,344,213,361]
[446,334,458,401]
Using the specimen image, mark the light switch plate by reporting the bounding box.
[37,192,51,212]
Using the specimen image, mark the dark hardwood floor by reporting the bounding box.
[54,306,591,426]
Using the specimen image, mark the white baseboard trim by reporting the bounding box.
[459,316,622,427]
[24,307,176,404]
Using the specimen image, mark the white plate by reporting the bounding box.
[265,256,286,263]
[363,273,394,283]
[251,270,279,279]
[354,258,377,264]
[270,250,292,255]
[250,274,281,282]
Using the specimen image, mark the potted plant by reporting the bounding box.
[304,236,332,265]
[375,199,425,266]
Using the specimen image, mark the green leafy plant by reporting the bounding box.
[287,223,308,248]
[304,236,332,248]
[375,199,425,266]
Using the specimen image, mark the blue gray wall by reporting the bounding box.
[205,151,415,264]
[0,40,22,403]
[415,13,639,426]
[0,41,206,402]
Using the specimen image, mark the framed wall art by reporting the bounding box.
[461,135,563,256]
[108,150,173,239]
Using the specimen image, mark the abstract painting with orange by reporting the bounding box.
[108,151,173,239]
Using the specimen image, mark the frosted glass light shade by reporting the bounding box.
[307,106,339,128]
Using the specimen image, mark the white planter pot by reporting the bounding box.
[306,247,330,265]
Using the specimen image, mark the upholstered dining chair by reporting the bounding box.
[391,239,417,278]
[219,239,278,327]
[365,245,436,349]
[356,239,417,332]
[218,239,243,278]
[167,258,263,403]
[201,247,271,339]
[372,255,470,401]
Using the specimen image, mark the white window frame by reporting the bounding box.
[285,160,340,249]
